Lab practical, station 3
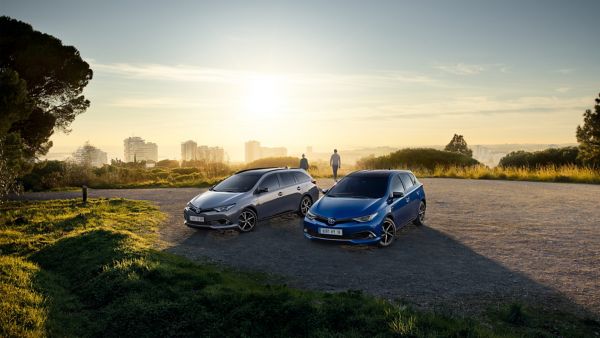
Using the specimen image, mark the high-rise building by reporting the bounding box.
[181,140,197,161]
[123,137,158,162]
[244,140,287,163]
[196,145,225,163]
[72,143,107,167]
[245,140,261,163]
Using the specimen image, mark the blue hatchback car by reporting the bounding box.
[303,170,426,247]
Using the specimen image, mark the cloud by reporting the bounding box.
[89,61,442,88]
[313,95,590,121]
[434,63,486,75]
[556,87,571,93]
[109,97,226,109]
[555,68,575,75]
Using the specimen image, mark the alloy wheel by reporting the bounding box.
[379,218,396,247]
[238,209,257,232]
[299,196,312,216]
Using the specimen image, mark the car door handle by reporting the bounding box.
[405,197,410,202]
[278,192,283,196]
[297,186,301,191]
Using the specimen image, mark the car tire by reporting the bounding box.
[413,201,426,226]
[378,217,396,247]
[237,208,257,232]
[298,195,312,216]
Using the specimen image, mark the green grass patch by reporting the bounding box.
[1,199,598,337]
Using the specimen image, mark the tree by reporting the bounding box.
[0,16,92,195]
[576,93,600,167]
[444,134,473,157]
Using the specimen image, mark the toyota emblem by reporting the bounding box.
[327,218,335,225]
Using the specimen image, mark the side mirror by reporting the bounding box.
[392,191,404,199]
[256,187,269,194]
[321,188,328,194]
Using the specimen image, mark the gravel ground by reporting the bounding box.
[14,178,600,318]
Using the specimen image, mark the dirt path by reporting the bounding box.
[15,178,600,317]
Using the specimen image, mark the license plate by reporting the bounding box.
[319,227,342,236]
[190,216,204,222]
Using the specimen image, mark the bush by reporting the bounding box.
[357,148,479,171]
[245,156,300,169]
[499,147,581,168]
[172,167,200,175]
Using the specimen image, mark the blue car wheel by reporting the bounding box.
[379,218,396,247]
[413,201,426,226]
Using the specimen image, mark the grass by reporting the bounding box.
[409,164,600,184]
[1,199,599,337]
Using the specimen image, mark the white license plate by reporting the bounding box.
[190,216,204,222]
[318,228,342,236]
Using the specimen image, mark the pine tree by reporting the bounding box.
[444,134,473,157]
[576,93,600,167]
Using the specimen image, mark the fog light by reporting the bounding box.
[368,233,375,238]
[303,228,307,233]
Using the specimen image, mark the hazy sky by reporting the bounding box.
[3,0,600,161]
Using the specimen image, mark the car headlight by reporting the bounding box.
[352,213,378,223]
[213,204,235,212]
[306,210,316,220]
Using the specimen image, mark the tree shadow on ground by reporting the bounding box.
[172,217,598,320]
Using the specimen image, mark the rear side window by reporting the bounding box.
[292,171,311,183]
[400,173,413,190]
[409,173,417,185]
[278,172,296,187]
[391,175,404,193]
[260,174,280,191]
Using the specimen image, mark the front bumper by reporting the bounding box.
[183,207,240,230]
[303,215,383,245]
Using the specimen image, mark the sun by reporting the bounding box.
[242,74,285,119]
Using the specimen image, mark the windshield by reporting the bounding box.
[212,173,261,192]
[327,175,389,199]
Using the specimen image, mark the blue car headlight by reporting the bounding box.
[213,204,235,212]
[352,213,378,223]
[306,210,316,220]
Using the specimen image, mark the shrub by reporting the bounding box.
[499,147,581,168]
[357,148,479,171]
[245,156,300,169]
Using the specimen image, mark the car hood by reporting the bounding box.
[311,196,383,219]
[190,190,244,209]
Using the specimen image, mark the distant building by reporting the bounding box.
[181,140,225,163]
[181,140,197,161]
[244,140,287,163]
[72,143,108,167]
[245,140,261,163]
[123,137,158,162]
[196,145,225,163]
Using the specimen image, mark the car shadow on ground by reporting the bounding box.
[170,215,597,319]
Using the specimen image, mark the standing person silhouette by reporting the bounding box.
[330,149,341,182]
[299,154,309,171]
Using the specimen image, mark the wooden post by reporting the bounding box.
[82,185,87,205]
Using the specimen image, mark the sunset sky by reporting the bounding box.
[3,0,600,161]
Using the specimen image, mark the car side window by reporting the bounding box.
[292,171,310,183]
[400,173,413,191]
[409,173,417,185]
[391,175,404,193]
[260,174,280,191]
[278,172,296,187]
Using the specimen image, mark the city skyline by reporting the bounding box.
[4,1,599,163]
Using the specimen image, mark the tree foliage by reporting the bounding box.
[0,16,92,195]
[498,147,581,168]
[576,93,600,167]
[444,134,473,157]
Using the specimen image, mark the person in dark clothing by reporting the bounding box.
[299,154,309,170]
